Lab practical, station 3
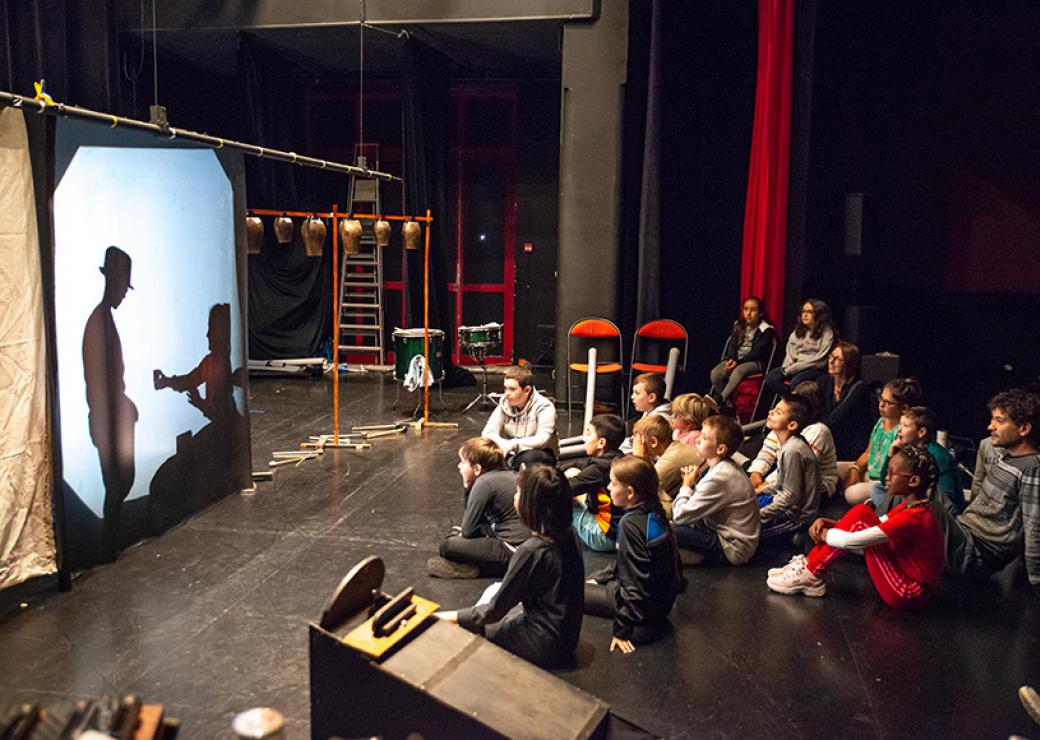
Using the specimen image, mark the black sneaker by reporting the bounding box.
[427,556,480,579]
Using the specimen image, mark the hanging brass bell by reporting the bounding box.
[246,214,263,254]
[302,217,326,257]
[340,218,363,255]
[273,214,294,244]
[374,218,391,248]
[402,220,421,250]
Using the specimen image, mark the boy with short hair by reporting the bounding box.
[621,372,672,453]
[482,365,559,469]
[672,415,760,566]
[758,394,821,539]
[933,389,1040,593]
[870,406,963,513]
[632,413,701,514]
[428,437,529,579]
[566,414,625,551]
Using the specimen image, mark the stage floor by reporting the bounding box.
[2,374,1038,738]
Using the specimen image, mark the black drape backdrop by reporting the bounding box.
[0,0,119,110]
[238,33,332,360]
[400,33,455,378]
[622,2,757,393]
[635,0,664,330]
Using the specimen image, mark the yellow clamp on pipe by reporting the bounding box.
[33,80,55,106]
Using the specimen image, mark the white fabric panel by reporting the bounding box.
[0,107,57,590]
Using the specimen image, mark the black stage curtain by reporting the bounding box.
[619,0,668,353]
[0,0,118,111]
[400,33,455,379]
[238,33,332,360]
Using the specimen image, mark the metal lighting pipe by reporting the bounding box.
[0,89,401,182]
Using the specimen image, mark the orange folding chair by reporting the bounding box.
[566,317,625,420]
[628,319,688,401]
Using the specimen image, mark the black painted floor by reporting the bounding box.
[2,374,1039,739]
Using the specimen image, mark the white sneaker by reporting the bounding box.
[767,565,827,597]
[767,554,807,579]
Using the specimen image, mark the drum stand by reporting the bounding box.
[461,344,497,413]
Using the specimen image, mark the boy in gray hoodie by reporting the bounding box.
[483,365,559,469]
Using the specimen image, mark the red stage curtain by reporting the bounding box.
[740,0,795,332]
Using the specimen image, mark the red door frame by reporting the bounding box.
[449,85,517,366]
[303,83,518,367]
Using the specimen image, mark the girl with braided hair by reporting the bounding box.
[766,443,945,610]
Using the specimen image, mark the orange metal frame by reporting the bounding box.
[249,206,435,441]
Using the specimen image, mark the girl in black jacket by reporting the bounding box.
[709,295,777,402]
[584,455,683,653]
[436,464,585,668]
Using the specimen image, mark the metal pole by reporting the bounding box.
[0,90,400,182]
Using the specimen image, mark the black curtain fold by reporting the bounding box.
[619,0,663,345]
[0,0,118,111]
[400,33,455,377]
[238,33,331,359]
[635,0,663,329]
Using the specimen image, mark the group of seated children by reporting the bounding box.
[428,353,1040,671]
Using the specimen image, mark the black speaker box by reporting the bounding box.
[861,352,901,388]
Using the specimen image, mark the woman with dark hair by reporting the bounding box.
[435,464,585,668]
[818,341,873,459]
[762,299,836,400]
[708,295,777,402]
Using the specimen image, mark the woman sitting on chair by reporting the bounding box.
[708,295,776,403]
[817,341,873,460]
[762,299,836,401]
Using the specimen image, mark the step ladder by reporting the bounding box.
[338,149,386,364]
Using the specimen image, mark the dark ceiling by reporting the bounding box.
[131,21,563,81]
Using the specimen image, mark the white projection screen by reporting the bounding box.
[52,118,250,568]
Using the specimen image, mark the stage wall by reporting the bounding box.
[0,109,56,590]
[52,118,251,568]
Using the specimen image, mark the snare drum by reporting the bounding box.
[393,328,445,382]
[458,322,503,350]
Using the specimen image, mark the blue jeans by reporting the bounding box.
[571,501,615,552]
[673,521,728,563]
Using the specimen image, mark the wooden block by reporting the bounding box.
[342,594,439,658]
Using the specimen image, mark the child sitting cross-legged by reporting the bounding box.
[767,444,945,610]
[671,414,760,566]
[748,380,838,499]
[632,413,702,515]
[669,393,719,448]
[870,406,964,514]
[565,414,625,552]
[427,437,529,579]
[435,464,585,668]
[584,455,683,653]
[757,394,821,540]
[621,372,671,453]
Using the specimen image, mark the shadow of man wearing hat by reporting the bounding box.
[82,246,138,562]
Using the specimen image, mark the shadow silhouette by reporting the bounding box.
[148,303,248,533]
[82,246,137,563]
